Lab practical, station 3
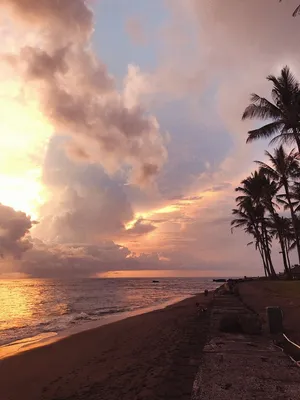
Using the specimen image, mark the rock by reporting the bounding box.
[238,314,262,335]
[219,314,242,333]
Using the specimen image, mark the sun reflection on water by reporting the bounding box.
[0,279,69,332]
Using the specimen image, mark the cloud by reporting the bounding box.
[132,0,300,182]
[126,218,157,236]
[126,17,146,45]
[33,137,134,243]
[0,203,34,259]
[0,0,93,39]
[124,0,300,274]
[19,240,132,278]
[169,195,203,201]
[0,0,167,184]
[163,0,300,138]
[4,238,170,278]
[2,0,300,277]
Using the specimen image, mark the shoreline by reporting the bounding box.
[0,292,212,400]
[0,294,194,360]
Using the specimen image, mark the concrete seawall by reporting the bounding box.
[192,289,300,399]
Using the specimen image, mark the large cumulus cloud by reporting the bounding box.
[6,239,168,278]
[32,137,160,244]
[2,0,300,277]
[0,0,167,184]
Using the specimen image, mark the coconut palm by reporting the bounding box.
[292,5,300,16]
[279,1,300,17]
[242,66,300,151]
[235,169,292,275]
[279,217,294,271]
[232,173,277,277]
[231,202,273,277]
[268,215,292,276]
[289,181,300,212]
[256,146,300,264]
[258,175,291,275]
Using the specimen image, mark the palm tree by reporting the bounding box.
[290,181,300,212]
[292,5,300,16]
[232,172,277,277]
[242,66,300,151]
[232,201,273,277]
[236,169,293,275]
[279,217,294,271]
[268,215,292,276]
[257,146,300,264]
[279,1,300,17]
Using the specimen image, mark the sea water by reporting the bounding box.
[0,278,219,348]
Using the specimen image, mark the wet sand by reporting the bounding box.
[0,293,212,400]
[0,296,192,360]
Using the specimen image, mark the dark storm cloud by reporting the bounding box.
[126,219,157,236]
[16,240,167,278]
[0,203,34,259]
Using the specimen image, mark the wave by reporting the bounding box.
[0,306,139,346]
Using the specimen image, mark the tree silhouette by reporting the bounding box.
[232,172,277,277]
[256,146,300,265]
[279,1,300,17]
[242,66,300,151]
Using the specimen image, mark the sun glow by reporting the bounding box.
[0,81,53,218]
[125,190,218,233]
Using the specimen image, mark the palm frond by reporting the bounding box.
[269,131,299,147]
[242,94,281,121]
[293,5,300,17]
[279,1,300,17]
[255,162,278,180]
[246,121,284,143]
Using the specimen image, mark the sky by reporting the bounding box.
[0,0,300,278]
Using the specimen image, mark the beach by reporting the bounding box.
[0,292,212,400]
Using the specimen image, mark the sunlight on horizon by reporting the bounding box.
[98,269,225,278]
[0,81,52,219]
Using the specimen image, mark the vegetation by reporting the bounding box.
[232,66,300,278]
[279,1,300,17]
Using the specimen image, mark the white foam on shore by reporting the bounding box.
[0,295,193,360]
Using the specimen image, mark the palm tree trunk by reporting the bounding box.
[293,128,300,153]
[285,239,292,271]
[279,237,291,277]
[270,211,290,276]
[258,241,269,277]
[261,223,277,278]
[249,216,272,277]
[284,181,300,265]
[252,221,272,277]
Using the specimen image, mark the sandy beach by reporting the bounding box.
[0,293,212,400]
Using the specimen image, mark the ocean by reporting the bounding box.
[0,278,220,349]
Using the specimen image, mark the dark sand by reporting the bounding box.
[238,280,300,343]
[0,293,212,400]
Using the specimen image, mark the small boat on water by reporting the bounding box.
[152,280,160,283]
[213,279,227,283]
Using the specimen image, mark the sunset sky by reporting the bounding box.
[0,0,300,278]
